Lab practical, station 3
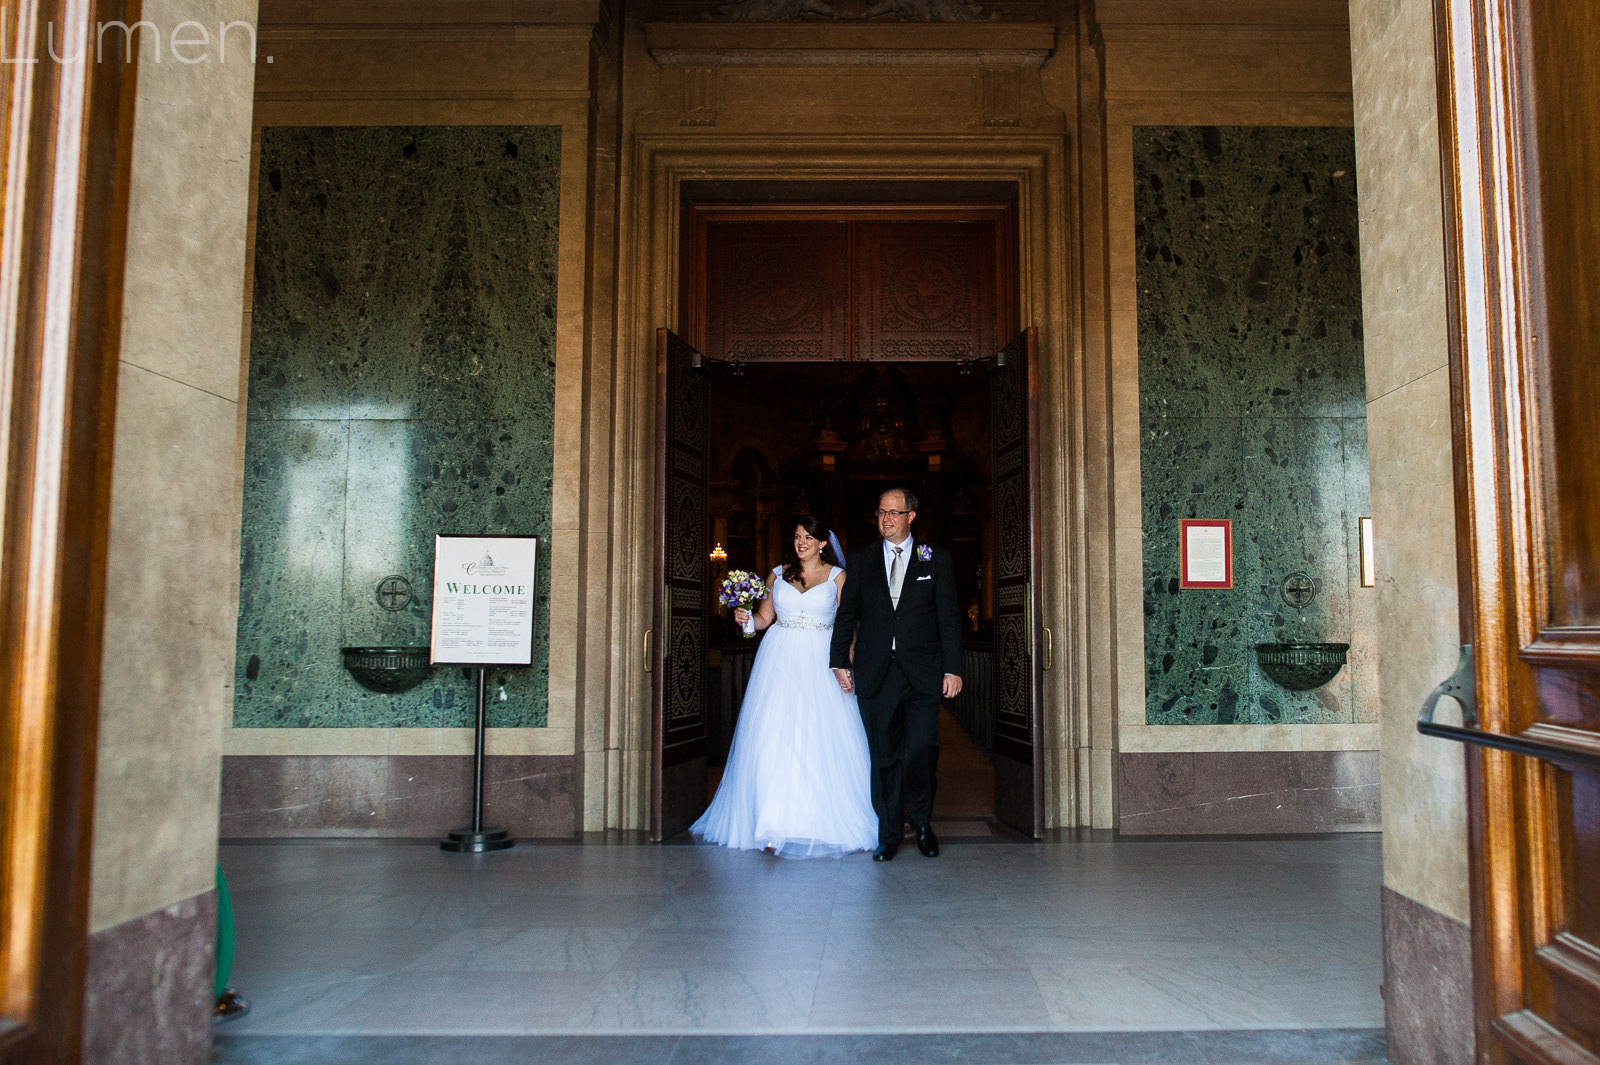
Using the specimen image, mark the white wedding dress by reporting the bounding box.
[691,565,878,858]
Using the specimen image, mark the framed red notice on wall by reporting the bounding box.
[1179,519,1233,589]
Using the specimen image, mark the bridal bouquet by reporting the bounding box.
[718,570,769,638]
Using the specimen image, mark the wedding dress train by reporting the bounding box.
[690,565,878,858]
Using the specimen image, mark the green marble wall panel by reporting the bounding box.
[235,126,561,729]
[1136,126,1372,726]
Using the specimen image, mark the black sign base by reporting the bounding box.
[439,667,515,854]
[440,826,514,853]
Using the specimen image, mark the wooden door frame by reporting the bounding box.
[1,2,140,1061]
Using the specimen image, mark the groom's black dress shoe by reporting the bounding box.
[872,842,898,862]
[915,824,940,858]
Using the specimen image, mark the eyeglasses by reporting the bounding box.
[875,509,911,518]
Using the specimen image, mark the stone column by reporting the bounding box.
[1349,0,1475,1060]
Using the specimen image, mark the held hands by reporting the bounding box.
[832,669,958,696]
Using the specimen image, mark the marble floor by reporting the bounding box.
[215,831,1384,1055]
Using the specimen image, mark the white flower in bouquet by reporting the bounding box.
[717,569,769,637]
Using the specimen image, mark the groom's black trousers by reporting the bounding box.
[857,657,941,845]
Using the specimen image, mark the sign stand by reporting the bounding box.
[440,667,513,853]
[430,534,539,855]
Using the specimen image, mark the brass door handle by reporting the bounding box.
[1043,626,1053,671]
[643,628,653,673]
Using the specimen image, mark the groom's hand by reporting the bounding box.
[833,668,854,694]
[942,674,963,698]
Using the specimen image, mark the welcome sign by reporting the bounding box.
[430,534,540,666]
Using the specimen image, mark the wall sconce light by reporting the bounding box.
[1358,517,1376,587]
[709,543,728,563]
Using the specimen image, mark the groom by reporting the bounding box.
[831,488,963,861]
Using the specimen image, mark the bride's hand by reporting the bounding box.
[733,608,750,625]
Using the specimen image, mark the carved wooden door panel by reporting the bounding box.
[1434,0,1600,1058]
[694,209,1009,363]
[705,221,849,362]
[990,328,1043,837]
[854,221,997,363]
[652,330,711,840]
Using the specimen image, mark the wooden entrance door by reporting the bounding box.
[1,1,139,1061]
[1434,0,1600,1057]
[651,330,712,840]
[990,328,1043,837]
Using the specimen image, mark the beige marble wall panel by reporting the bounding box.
[1081,310,1115,781]
[1121,722,1379,752]
[1090,745,1116,828]
[582,531,616,754]
[718,70,980,123]
[1103,32,1281,95]
[582,749,607,830]
[1106,96,1354,127]
[1350,0,1449,400]
[1114,535,1147,731]
[1349,0,1468,922]
[252,99,589,126]
[547,104,594,751]
[254,34,594,98]
[643,20,1057,54]
[92,370,242,933]
[1097,0,1348,26]
[545,528,581,734]
[1109,307,1140,527]
[90,0,259,934]
[1281,34,1354,93]
[117,24,255,401]
[1106,128,1136,314]
[1102,27,1354,100]
[1370,370,1469,921]
[260,0,602,23]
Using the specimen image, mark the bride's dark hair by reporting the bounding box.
[779,514,839,586]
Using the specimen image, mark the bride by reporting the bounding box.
[690,515,878,858]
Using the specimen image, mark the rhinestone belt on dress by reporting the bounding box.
[774,614,832,631]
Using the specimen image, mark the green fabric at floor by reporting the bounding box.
[215,862,235,999]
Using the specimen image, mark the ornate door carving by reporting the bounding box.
[706,221,849,362]
[695,209,1007,363]
[652,329,711,839]
[990,328,1042,837]
[854,221,996,362]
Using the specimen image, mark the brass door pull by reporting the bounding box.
[643,628,653,673]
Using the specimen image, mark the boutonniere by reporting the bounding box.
[916,544,933,563]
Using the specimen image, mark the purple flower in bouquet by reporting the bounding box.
[916,543,933,562]
[718,570,769,636]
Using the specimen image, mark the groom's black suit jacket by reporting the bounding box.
[830,540,963,698]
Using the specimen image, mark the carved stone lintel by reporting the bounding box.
[712,0,987,18]
[646,22,1058,68]
[981,65,1020,126]
[680,65,718,126]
